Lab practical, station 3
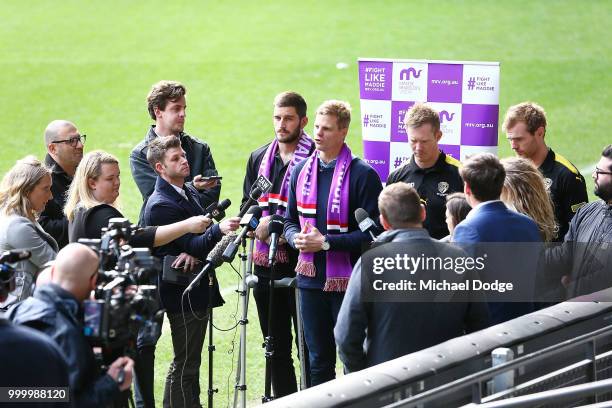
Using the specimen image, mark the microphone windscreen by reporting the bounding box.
[354,208,369,223]
[268,214,285,235]
[207,234,236,266]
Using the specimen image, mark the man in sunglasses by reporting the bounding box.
[40,120,85,249]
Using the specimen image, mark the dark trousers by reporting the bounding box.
[163,310,208,408]
[253,277,309,397]
[134,313,164,408]
[299,288,344,386]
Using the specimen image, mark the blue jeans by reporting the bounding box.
[299,288,344,386]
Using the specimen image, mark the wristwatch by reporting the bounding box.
[321,236,331,251]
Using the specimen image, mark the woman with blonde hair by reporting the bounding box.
[501,157,558,242]
[65,150,210,248]
[0,156,58,305]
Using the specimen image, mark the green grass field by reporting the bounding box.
[1,0,610,405]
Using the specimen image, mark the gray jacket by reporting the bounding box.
[334,228,489,372]
[0,215,58,305]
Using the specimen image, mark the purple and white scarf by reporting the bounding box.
[253,132,314,267]
[295,143,353,292]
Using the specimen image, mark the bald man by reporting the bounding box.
[9,243,133,407]
[40,120,86,248]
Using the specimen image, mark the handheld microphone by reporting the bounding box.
[0,250,32,263]
[355,208,377,241]
[204,198,232,221]
[222,206,263,263]
[184,233,236,293]
[267,214,285,266]
[238,187,262,218]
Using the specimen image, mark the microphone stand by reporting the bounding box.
[207,268,219,408]
[262,258,277,403]
[233,236,257,408]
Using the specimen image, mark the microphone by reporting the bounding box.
[222,206,263,263]
[267,214,285,266]
[204,198,232,221]
[355,208,377,241]
[0,250,32,263]
[238,187,262,218]
[184,233,236,293]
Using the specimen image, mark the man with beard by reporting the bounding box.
[241,91,314,395]
[546,145,612,298]
[40,120,85,248]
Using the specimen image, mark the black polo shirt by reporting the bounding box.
[387,151,463,239]
[539,148,588,242]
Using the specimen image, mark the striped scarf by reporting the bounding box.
[295,144,353,292]
[253,132,313,267]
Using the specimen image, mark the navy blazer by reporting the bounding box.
[143,176,224,313]
[453,201,542,325]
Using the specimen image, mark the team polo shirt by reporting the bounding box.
[539,148,588,241]
[387,151,463,239]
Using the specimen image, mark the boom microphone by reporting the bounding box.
[204,198,232,221]
[222,206,263,263]
[184,233,236,293]
[0,250,32,263]
[355,208,377,241]
[267,214,285,266]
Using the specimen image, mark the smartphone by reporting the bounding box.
[202,176,222,181]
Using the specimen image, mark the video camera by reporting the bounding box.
[0,250,31,305]
[78,218,162,353]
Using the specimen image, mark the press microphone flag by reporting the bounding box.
[267,214,285,266]
[184,233,236,293]
[238,175,272,217]
[355,208,377,240]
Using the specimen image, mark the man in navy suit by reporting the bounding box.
[144,135,239,408]
[453,153,542,325]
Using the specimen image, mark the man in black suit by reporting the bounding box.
[143,135,239,408]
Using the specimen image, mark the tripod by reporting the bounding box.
[207,269,219,408]
[262,272,308,402]
[233,237,258,408]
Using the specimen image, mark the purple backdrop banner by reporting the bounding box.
[359,58,500,183]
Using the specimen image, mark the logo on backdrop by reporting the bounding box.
[440,111,455,123]
[399,68,423,80]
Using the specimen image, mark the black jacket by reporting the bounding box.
[241,141,315,278]
[69,204,157,248]
[0,317,70,407]
[39,154,71,248]
[8,284,120,407]
[334,228,489,372]
[143,177,224,313]
[130,126,221,225]
[545,200,612,298]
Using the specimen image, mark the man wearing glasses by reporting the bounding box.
[40,120,85,248]
[545,145,612,299]
[503,102,588,241]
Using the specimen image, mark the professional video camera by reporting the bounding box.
[78,218,162,355]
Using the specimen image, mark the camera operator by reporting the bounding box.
[64,149,210,407]
[8,243,134,407]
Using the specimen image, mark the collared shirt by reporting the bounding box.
[171,183,188,200]
[538,148,588,241]
[387,151,463,239]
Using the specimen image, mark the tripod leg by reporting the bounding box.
[294,287,308,390]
